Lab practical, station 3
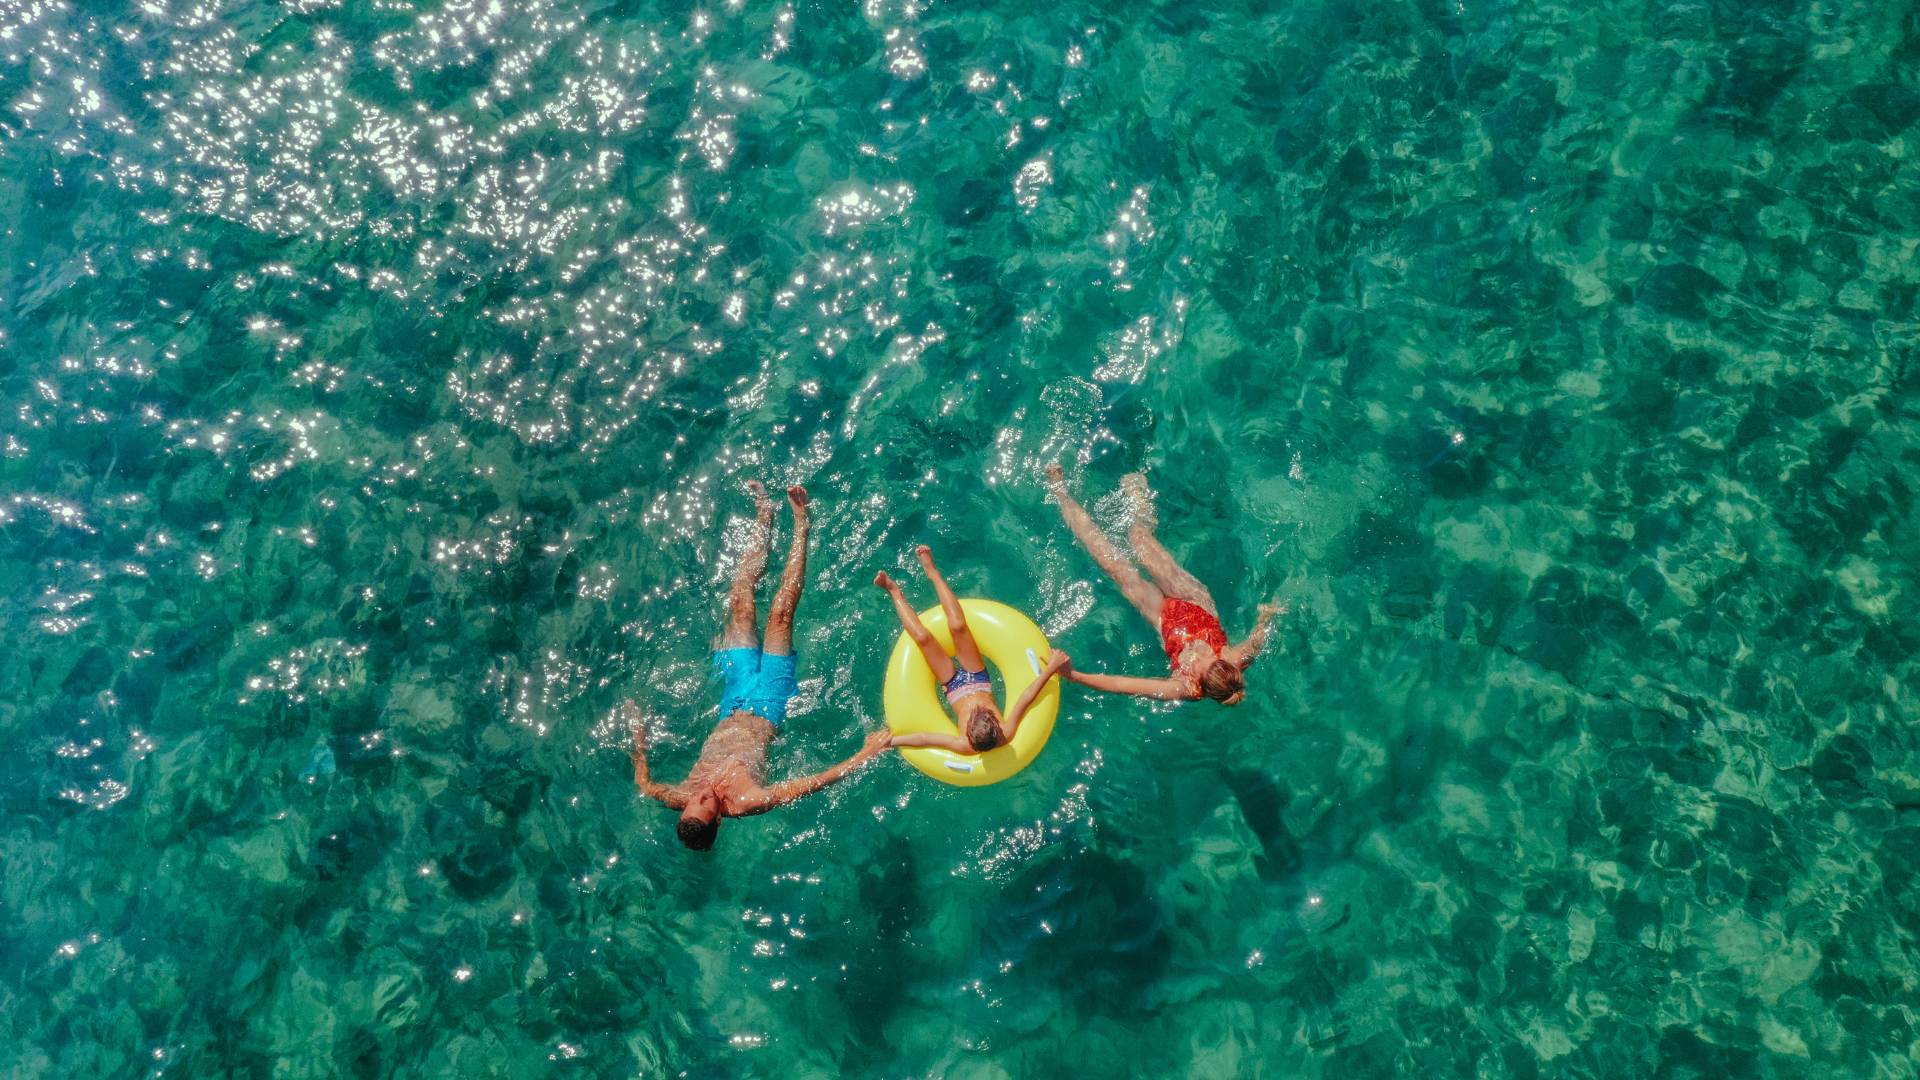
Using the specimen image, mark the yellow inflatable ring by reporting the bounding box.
[882,599,1060,787]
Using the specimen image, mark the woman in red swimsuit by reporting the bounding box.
[1044,465,1284,704]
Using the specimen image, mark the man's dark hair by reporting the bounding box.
[677,814,719,851]
[1199,660,1245,702]
[964,707,1002,752]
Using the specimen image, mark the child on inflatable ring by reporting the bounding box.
[875,545,1072,755]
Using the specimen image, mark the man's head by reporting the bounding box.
[677,792,722,851]
[1199,660,1246,705]
[964,706,1003,752]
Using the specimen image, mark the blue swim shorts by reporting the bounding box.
[711,647,799,729]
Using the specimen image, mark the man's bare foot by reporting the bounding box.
[787,485,809,514]
[1043,462,1065,489]
[874,570,896,591]
[746,479,775,525]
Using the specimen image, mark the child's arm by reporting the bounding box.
[626,703,690,809]
[1064,668,1197,701]
[1228,600,1287,668]
[1002,651,1071,739]
[888,730,977,754]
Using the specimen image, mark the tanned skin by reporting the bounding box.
[874,544,1071,754]
[1043,464,1284,704]
[629,483,890,846]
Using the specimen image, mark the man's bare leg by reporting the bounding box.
[1044,463,1164,623]
[763,486,810,656]
[1122,472,1218,615]
[720,481,778,649]
[875,569,958,683]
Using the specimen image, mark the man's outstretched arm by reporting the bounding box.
[626,702,690,810]
[757,728,892,810]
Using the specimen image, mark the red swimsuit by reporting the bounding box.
[1159,597,1228,666]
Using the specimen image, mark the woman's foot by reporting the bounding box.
[915,544,936,573]
[874,570,896,592]
[1043,462,1065,492]
[1122,471,1158,532]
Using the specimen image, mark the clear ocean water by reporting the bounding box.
[4,0,1918,1075]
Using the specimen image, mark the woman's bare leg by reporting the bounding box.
[763,486,810,655]
[1044,463,1164,623]
[917,545,983,672]
[875,570,958,683]
[720,481,777,649]
[1122,472,1218,615]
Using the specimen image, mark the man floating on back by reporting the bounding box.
[629,482,890,851]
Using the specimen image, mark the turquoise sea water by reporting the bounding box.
[5,0,1919,1074]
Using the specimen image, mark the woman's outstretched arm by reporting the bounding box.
[1228,600,1287,668]
[1063,668,1197,701]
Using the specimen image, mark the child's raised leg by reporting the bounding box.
[1122,472,1218,615]
[917,545,984,672]
[875,570,957,684]
[1044,463,1165,623]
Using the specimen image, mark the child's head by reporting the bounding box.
[1199,660,1246,705]
[964,706,1002,751]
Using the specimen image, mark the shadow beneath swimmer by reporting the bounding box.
[840,837,923,1057]
[1221,766,1301,882]
[988,843,1171,1014]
